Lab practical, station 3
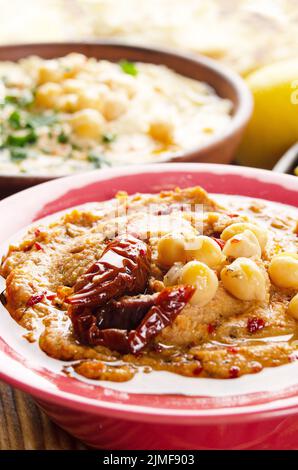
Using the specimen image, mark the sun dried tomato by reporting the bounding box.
[68,237,194,354]
[67,235,151,308]
[128,285,195,354]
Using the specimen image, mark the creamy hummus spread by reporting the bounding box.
[0,53,232,175]
[1,186,298,381]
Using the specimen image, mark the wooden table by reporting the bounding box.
[0,381,86,450]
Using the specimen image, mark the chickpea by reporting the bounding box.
[157,233,186,268]
[56,93,79,112]
[148,119,174,145]
[37,54,86,85]
[37,60,63,84]
[76,85,109,113]
[35,82,63,108]
[68,109,105,139]
[220,257,266,301]
[180,260,218,307]
[62,79,86,94]
[288,293,298,320]
[186,235,224,268]
[106,74,136,99]
[102,91,128,120]
[60,53,86,77]
[221,222,268,251]
[223,230,261,259]
[268,253,298,289]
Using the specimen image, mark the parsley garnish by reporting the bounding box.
[5,91,34,108]
[57,132,69,144]
[8,111,22,130]
[102,132,116,144]
[26,113,57,129]
[10,148,28,161]
[119,60,138,77]
[6,130,37,147]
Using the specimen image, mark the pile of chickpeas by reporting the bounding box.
[34,53,135,140]
[157,221,298,318]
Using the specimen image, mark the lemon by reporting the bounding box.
[237,59,298,169]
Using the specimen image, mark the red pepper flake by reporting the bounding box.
[26,293,45,307]
[207,323,217,334]
[34,229,41,237]
[193,363,203,376]
[211,237,226,250]
[154,207,171,216]
[231,238,241,244]
[228,213,239,218]
[46,293,56,301]
[247,317,265,334]
[227,346,239,354]
[289,352,298,363]
[34,242,44,251]
[229,366,240,379]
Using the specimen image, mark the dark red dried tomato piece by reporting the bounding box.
[96,293,158,330]
[67,235,151,308]
[91,328,130,354]
[128,285,195,354]
[247,317,265,334]
[70,286,194,354]
[68,236,194,354]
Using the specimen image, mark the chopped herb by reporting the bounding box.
[71,144,82,150]
[19,91,35,108]
[26,113,57,129]
[6,129,37,147]
[4,95,18,105]
[119,60,138,77]
[102,132,116,144]
[5,91,34,108]
[10,148,28,161]
[71,143,82,151]
[8,110,22,130]
[87,153,111,168]
[57,132,69,144]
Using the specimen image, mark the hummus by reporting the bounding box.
[1,186,298,381]
[0,53,232,175]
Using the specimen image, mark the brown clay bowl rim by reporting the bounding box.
[0,40,253,181]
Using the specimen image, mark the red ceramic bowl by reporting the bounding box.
[0,163,297,450]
